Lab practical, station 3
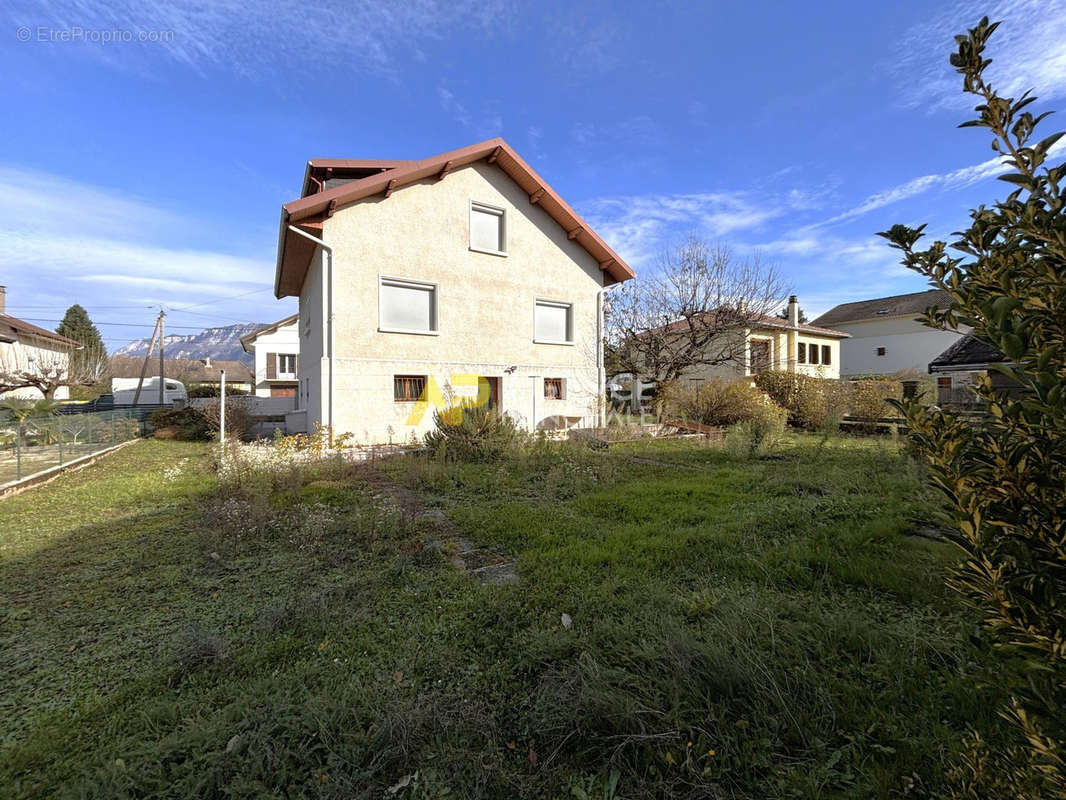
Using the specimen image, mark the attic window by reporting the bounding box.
[470,201,507,256]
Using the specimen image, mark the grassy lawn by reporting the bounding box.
[0,435,1005,798]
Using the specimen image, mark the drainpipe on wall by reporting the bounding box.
[596,281,625,427]
[287,225,334,442]
[786,294,800,373]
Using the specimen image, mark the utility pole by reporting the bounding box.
[158,311,166,405]
[132,311,164,406]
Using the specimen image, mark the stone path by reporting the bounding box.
[358,466,518,584]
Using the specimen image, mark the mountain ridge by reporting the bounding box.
[112,322,265,365]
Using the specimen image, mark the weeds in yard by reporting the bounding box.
[0,435,1013,799]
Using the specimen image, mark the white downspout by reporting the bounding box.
[287,225,334,441]
[596,280,625,427]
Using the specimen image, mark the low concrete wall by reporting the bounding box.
[0,438,141,499]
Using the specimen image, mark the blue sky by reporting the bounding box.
[2,0,1064,348]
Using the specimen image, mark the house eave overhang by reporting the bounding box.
[273,138,636,298]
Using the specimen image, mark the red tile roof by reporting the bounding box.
[0,313,81,348]
[274,138,635,297]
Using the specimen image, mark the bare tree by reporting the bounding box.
[606,238,787,383]
[0,340,107,399]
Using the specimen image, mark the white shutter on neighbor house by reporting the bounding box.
[535,300,571,342]
[470,203,505,253]
[380,278,437,332]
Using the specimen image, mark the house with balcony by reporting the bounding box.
[240,314,300,398]
[272,138,636,443]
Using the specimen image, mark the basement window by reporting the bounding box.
[394,375,427,402]
[470,201,507,255]
[544,378,564,400]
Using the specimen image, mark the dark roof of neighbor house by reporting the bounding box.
[109,357,254,383]
[928,334,1007,372]
[812,289,953,327]
[274,138,637,298]
[240,313,299,353]
[0,313,81,348]
[650,309,850,339]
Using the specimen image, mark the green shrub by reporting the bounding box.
[880,17,1066,796]
[726,401,787,458]
[754,372,848,429]
[187,385,249,398]
[660,378,768,426]
[849,380,903,422]
[423,403,526,462]
[149,407,212,441]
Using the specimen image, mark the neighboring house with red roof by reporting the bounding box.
[812,289,968,377]
[0,286,81,400]
[649,295,850,384]
[240,314,300,398]
[273,138,635,442]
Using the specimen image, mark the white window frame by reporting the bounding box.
[533,298,574,345]
[378,276,440,336]
[469,200,508,257]
[277,353,297,378]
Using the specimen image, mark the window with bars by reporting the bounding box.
[544,378,564,399]
[394,375,427,402]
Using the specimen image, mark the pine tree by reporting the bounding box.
[56,304,109,395]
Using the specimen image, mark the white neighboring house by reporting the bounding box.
[271,138,636,442]
[0,287,79,400]
[240,314,300,399]
[812,289,968,377]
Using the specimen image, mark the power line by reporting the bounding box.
[165,287,273,313]
[17,317,217,331]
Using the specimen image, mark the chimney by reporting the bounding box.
[0,285,6,314]
[788,295,800,327]
[202,356,212,368]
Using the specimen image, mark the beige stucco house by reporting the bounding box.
[638,296,849,387]
[272,139,635,444]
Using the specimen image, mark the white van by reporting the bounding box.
[111,377,188,406]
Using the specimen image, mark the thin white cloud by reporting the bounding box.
[10,0,510,77]
[896,0,1066,111]
[822,138,1066,225]
[0,165,276,322]
[581,191,800,267]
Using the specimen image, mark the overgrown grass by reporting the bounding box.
[0,435,1008,798]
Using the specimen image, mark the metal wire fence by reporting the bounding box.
[0,409,148,486]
